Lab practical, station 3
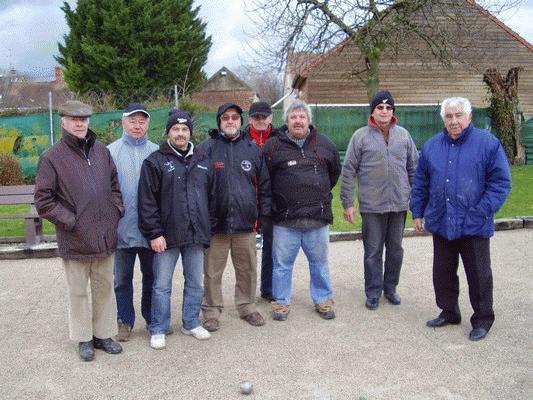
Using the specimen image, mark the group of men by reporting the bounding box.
[34,91,511,362]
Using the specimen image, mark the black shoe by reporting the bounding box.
[469,327,488,341]
[260,293,274,302]
[78,340,95,361]
[365,297,379,310]
[426,316,461,328]
[384,292,401,305]
[93,337,123,354]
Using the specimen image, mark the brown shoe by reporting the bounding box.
[202,318,220,332]
[315,298,335,320]
[271,302,290,321]
[241,311,266,327]
[116,322,132,342]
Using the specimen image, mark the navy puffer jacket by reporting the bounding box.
[138,141,214,248]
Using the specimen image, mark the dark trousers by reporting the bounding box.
[432,234,494,331]
[114,247,154,327]
[259,217,274,297]
[361,212,406,298]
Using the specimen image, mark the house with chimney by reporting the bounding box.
[283,1,533,117]
[0,67,73,111]
[191,66,257,112]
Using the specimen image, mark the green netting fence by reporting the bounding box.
[1,105,525,179]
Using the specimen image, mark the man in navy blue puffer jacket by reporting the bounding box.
[197,103,271,332]
[410,97,511,342]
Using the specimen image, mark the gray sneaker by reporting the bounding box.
[315,298,336,319]
[271,302,290,321]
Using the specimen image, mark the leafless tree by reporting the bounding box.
[235,66,284,106]
[246,0,521,100]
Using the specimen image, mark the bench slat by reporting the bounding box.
[0,214,39,219]
[0,185,35,196]
[0,195,36,205]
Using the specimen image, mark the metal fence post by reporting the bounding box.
[48,91,54,145]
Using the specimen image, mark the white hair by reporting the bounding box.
[284,100,313,124]
[440,97,472,120]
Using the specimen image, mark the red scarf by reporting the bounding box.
[249,124,272,146]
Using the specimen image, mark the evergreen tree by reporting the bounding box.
[56,0,211,105]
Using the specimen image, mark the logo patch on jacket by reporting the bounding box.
[197,164,208,170]
[214,161,225,169]
[287,160,297,167]
[164,161,175,172]
[241,160,252,172]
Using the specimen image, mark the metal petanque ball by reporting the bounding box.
[240,380,253,395]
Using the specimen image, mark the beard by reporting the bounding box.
[221,127,240,139]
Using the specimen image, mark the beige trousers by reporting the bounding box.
[202,232,258,319]
[62,255,118,342]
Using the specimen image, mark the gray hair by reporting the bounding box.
[284,100,313,124]
[440,97,472,120]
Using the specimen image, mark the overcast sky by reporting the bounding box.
[0,0,532,80]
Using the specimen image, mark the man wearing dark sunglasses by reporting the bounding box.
[340,90,418,311]
[198,102,271,332]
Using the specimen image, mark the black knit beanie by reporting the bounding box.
[166,109,193,134]
[370,90,395,113]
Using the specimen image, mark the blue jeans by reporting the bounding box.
[361,212,406,299]
[113,247,154,327]
[150,245,204,334]
[259,217,273,297]
[272,224,333,305]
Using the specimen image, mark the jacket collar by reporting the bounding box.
[209,128,243,142]
[159,140,195,158]
[62,127,96,149]
[442,122,474,144]
[121,130,148,146]
[368,115,398,131]
[279,124,317,145]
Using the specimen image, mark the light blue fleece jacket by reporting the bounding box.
[108,131,158,248]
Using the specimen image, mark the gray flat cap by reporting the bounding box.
[59,100,93,117]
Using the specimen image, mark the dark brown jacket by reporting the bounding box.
[35,129,124,260]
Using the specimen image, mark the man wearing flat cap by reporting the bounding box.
[107,103,158,342]
[198,102,271,332]
[340,90,418,311]
[35,100,124,361]
[243,101,281,302]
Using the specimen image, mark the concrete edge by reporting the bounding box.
[1,217,531,260]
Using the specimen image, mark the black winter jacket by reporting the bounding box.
[196,130,271,234]
[263,126,341,224]
[138,141,213,248]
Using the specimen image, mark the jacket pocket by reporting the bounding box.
[462,209,489,236]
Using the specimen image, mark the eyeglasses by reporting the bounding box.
[221,114,241,121]
[376,105,393,111]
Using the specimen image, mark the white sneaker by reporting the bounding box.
[181,325,211,340]
[150,334,166,349]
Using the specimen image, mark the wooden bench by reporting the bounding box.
[0,185,43,247]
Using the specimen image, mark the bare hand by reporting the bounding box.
[150,236,167,253]
[413,218,425,233]
[343,207,356,224]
